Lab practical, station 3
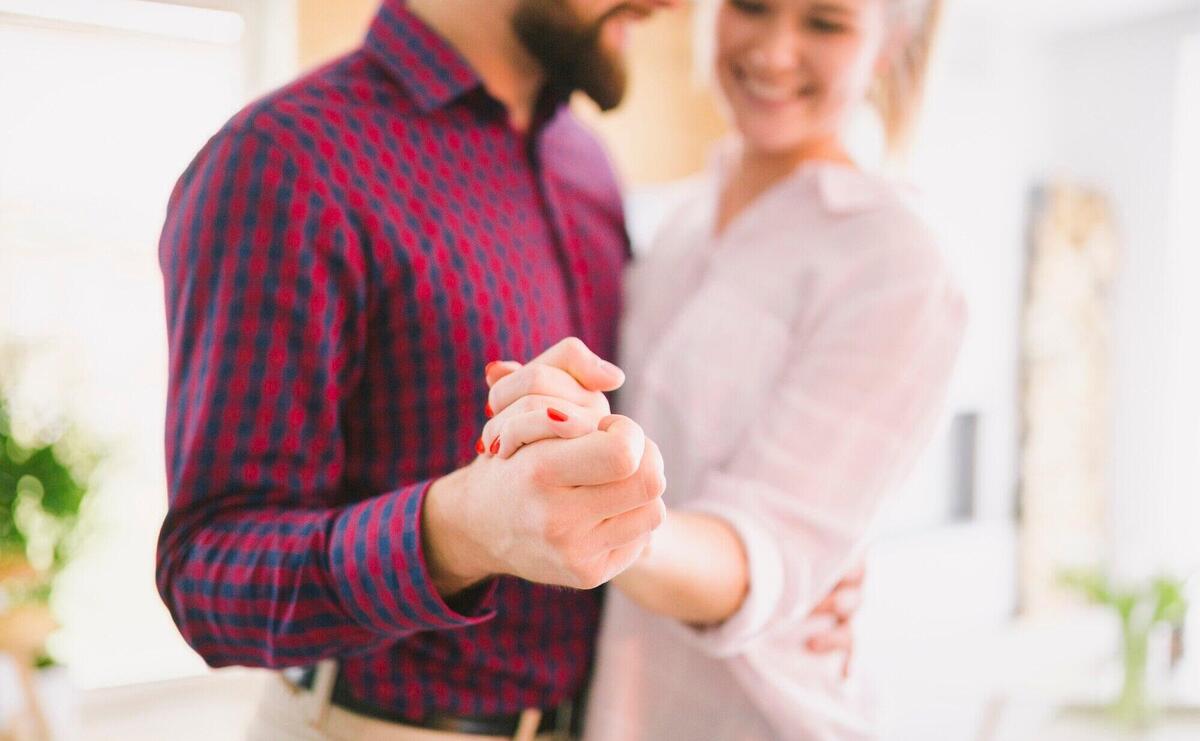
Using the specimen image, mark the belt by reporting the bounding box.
[292,667,578,737]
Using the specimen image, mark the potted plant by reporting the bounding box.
[1060,568,1190,727]
[0,401,92,741]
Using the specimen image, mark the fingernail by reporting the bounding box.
[598,360,622,376]
[485,402,494,418]
[489,437,500,455]
[485,361,499,374]
[547,408,568,422]
[475,437,485,455]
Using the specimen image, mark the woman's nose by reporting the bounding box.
[745,21,802,74]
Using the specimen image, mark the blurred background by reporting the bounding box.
[0,0,1198,739]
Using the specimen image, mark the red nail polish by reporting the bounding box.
[547,408,568,422]
[489,437,500,454]
[485,402,494,418]
[475,437,485,454]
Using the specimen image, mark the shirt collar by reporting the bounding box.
[711,137,894,217]
[363,0,482,112]
[814,163,895,216]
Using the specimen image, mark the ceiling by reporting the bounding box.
[961,0,1200,35]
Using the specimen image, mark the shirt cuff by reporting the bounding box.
[329,480,497,636]
[674,498,787,658]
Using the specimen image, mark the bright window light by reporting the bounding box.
[0,0,244,45]
[0,5,250,687]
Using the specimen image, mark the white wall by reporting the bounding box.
[1037,6,1200,582]
[857,4,1200,735]
[1165,33,1200,575]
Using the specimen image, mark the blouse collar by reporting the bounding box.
[711,137,900,218]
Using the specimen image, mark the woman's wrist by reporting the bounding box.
[610,510,749,626]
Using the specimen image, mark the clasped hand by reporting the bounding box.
[426,338,666,594]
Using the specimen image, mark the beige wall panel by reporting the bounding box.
[297,0,379,70]
[574,8,728,186]
[296,3,726,185]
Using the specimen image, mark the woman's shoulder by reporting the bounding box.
[813,165,952,282]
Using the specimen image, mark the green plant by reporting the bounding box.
[1061,568,1190,727]
[0,401,91,608]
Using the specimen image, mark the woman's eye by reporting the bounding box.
[729,0,769,15]
[808,17,847,33]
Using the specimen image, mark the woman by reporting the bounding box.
[481,0,964,737]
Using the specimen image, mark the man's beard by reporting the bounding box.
[511,0,636,111]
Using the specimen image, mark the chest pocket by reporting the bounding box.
[637,278,791,465]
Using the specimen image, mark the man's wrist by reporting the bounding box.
[422,465,494,597]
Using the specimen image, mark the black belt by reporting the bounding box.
[294,667,578,737]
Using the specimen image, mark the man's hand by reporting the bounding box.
[806,563,865,678]
[424,414,667,595]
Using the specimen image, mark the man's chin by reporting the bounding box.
[578,63,627,111]
[511,0,630,111]
[547,44,627,110]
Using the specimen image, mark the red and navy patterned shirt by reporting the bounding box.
[156,0,627,719]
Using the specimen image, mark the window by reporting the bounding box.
[0,0,294,687]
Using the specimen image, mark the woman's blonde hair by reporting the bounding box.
[873,0,944,157]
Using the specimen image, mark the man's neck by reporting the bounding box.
[406,0,546,131]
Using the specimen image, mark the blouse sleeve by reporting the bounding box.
[678,228,967,658]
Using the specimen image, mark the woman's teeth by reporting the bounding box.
[741,76,800,103]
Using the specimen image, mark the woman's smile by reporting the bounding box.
[729,60,819,105]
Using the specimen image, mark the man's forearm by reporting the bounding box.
[611,510,749,626]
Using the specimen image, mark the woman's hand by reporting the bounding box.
[475,338,621,458]
[479,390,600,458]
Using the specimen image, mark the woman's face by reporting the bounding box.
[714,0,892,156]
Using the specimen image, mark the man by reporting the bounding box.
[156,1,854,738]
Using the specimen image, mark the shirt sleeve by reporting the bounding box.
[678,233,967,658]
[155,126,496,669]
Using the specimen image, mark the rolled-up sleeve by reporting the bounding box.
[680,240,966,657]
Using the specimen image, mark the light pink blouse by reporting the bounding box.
[584,153,967,741]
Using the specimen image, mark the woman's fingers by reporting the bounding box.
[806,623,853,654]
[806,624,857,679]
[487,406,595,459]
[832,587,862,621]
[811,591,839,617]
[807,565,864,679]
[839,562,867,587]
[811,562,866,620]
[808,620,857,677]
[479,395,601,452]
[484,360,521,389]
[812,585,863,622]
[487,362,611,418]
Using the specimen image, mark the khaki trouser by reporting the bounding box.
[246,661,559,741]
